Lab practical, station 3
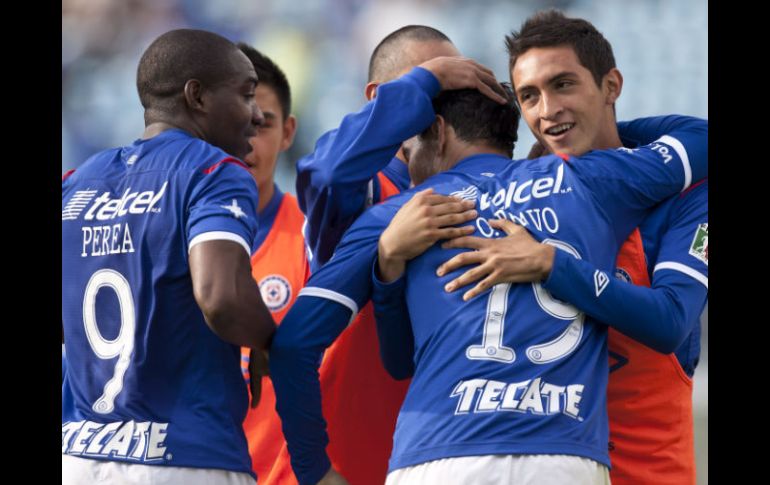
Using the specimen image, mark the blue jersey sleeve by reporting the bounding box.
[570,115,707,243]
[617,114,700,147]
[542,181,708,354]
[269,203,395,484]
[186,160,259,255]
[542,248,707,354]
[371,264,415,380]
[296,67,439,271]
[270,298,351,484]
[652,181,709,286]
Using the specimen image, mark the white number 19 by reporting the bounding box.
[466,239,584,365]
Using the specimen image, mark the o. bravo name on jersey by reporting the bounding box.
[62,420,170,463]
[450,376,585,421]
[63,182,168,258]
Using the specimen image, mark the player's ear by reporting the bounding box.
[435,115,447,154]
[184,79,205,112]
[603,68,623,105]
[364,82,379,101]
[280,115,297,151]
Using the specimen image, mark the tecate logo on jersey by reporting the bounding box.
[451,376,585,421]
[62,182,168,221]
[479,164,566,211]
[62,420,169,462]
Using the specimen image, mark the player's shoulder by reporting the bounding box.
[67,147,122,180]
[659,179,708,222]
[680,178,708,201]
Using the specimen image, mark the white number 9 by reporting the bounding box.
[83,269,135,414]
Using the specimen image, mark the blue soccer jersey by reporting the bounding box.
[296,68,435,272]
[640,180,708,372]
[548,115,709,370]
[270,117,707,483]
[62,129,259,476]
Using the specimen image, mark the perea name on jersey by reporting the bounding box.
[63,182,169,258]
[451,376,584,420]
[62,420,169,463]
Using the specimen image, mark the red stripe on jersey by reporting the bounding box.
[555,152,570,162]
[62,169,75,181]
[680,177,707,197]
[202,157,249,174]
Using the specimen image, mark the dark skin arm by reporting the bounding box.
[190,240,276,406]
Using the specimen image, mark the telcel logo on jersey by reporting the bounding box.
[90,182,168,221]
[62,420,170,463]
[63,182,168,222]
[479,164,565,211]
[64,182,169,258]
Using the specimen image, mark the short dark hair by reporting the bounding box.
[429,85,519,157]
[368,25,452,82]
[136,29,242,112]
[505,10,616,87]
[236,43,292,119]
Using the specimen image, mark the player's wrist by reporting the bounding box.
[377,239,407,283]
[537,243,556,280]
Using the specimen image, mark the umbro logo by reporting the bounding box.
[594,270,609,297]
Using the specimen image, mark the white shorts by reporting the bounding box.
[62,454,256,485]
[385,454,610,485]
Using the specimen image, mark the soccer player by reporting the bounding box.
[267,26,503,485]
[62,29,275,485]
[424,12,707,484]
[269,65,708,484]
[234,43,308,484]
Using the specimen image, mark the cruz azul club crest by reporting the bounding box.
[259,275,292,312]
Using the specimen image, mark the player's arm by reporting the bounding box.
[571,115,707,242]
[372,269,415,380]
[298,59,505,270]
[440,183,708,353]
[617,114,701,147]
[542,182,708,351]
[372,188,476,379]
[187,158,276,349]
[296,67,441,270]
[190,240,275,349]
[270,209,387,485]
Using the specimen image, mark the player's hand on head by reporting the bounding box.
[437,218,555,301]
[378,188,476,282]
[419,56,508,104]
[316,467,349,485]
[248,348,270,408]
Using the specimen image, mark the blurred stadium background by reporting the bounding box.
[62,0,708,482]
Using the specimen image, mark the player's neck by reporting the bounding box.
[143,109,202,141]
[445,142,510,168]
[257,181,276,213]
[593,130,623,151]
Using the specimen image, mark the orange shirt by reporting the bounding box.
[608,229,695,485]
[241,193,309,483]
[264,173,407,485]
